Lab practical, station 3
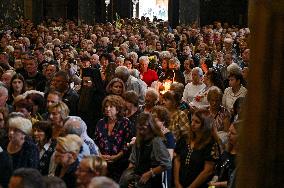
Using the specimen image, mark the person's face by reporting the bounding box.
[163,98,174,110]
[208,92,221,110]
[75,159,95,186]
[54,144,72,165]
[137,122,150,137]
[183,60,191,71]
[111,82,123,95]
[0,113,4,128]
[203,73,211,86]
[100,57,109,68]
[25,59,38,74]
[82,77,93,88]
[192,70,201,84]
[54,47,61,56]
[191,114,202,133]
[104,102,118,118]
[228,124,238,146]
[8,176,22,188]
[124,60,132,70]
[81,60,91,68]
[229,76,240,88]
[161,59,168,70]
[139,60,148,71]
[47,94,60,108]
[33,128,46,143]
[0,91,8,107]
[45,65,57,80]
[8,127,25,144]
[12,78,24,93]
[1,73,12,87]
[49,108,62,125]
[154,117,164,130]
[15,107,30,118]
[183,46,191,56]
[156,42,162,50]
[51,76,68,92]
[138,41,146,50]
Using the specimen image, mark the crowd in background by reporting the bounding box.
[0,16,249,188]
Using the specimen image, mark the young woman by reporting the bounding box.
[7,73,26,105]
[174,110,220,188]
[106,78,125,97]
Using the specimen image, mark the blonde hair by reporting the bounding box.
[82,156,107,176]
[57,134,82,154]
[48,101,70,120]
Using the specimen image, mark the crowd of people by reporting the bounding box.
[0,16,249,188]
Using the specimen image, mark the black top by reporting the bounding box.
[215,151,236,182]
[62,88,79,116]
[175,136,219,188]
[23,72,47,92]
[0,150,13,188]
[38,139,57,175]
[10,137,39,171]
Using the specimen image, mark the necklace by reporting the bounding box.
[185,144,193,165]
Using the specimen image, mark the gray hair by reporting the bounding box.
[192,67,203,77]
[88,176,119,188]
[64,117,83,136]
[115,66,130,82]
[130,69,140,79]
[0,86,8,96]
[139,56,150,65]
[159,51,172,60]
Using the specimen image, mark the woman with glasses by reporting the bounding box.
[75,155,107,188]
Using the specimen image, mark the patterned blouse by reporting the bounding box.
[38,139,57,175]
[94,117,134,155]
[169,110,190,141]
[206,106,231,131]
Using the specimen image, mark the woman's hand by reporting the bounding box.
[139,171,152,184]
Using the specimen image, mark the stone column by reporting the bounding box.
[238,1,284,187]
[78,0,96,25]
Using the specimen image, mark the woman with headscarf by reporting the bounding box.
[78,68,106,136]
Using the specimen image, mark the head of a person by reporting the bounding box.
[232,97,245,118]
[145,88,159,108]
[139,56,149,72]
[26,92,46,115]
[124,57,133,70]
[207,86,223,111]
[42,176,67,188]
[54,134,83,166]
[0,86,9,107]
[190,110,213,149]
[75,156,107,187]
[115,66,130,82]
[32,120,52,145]
[46,90,62,108]
[24,56,38,75]
[48,101,69,126]
[136,112,163,144]
[228,70,243,89]
[0,107,8,129]
[14,99,33,118]
[88,176,119,188]
[168,57,180,70]
[9,73,26,95]
[102,95,125,119]
[45,64,59,80]
[64,117,83,137]
[227,120,241,152]
[191,67,203,85]
[99,53,111,68]
[123,90,139,112]
[106,78,125,96]
[1,70,15,88]
[8,116,32,144]
[151,105,171,129]
[204,68,224,91]
[50,71,70,93]
[8,168,43,188]
[162,90,181,110]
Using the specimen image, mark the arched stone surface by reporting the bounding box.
[239,1,284,187]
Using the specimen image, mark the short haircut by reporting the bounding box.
[102,95,125,119]
[33,121,53,141]
[12,168,43,188]
[53,71,70,83]
[82,155,107,176]
[48,101,70,120]
[123,90,139,107]
[42,176,67,188]
[57,134,83,154]
[88,176,119,188]
[151,105,171,128]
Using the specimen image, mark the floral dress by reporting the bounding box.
[94,117,134,181]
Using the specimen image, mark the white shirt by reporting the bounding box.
[182,82,206,104]
[222,86,247,110]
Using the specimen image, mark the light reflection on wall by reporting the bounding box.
[139,0,168,21]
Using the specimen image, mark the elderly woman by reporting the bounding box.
[54,134,83,188]
[126,112,171,188]
[182,67,206,105]
[75,156,107,188]
[48,101,70,138]
[94,95,134,181]
[143,88,160,113]
[174,110,220,188]
[139,56,158,86]
[33,120,57,175]
[7,116,39,170]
